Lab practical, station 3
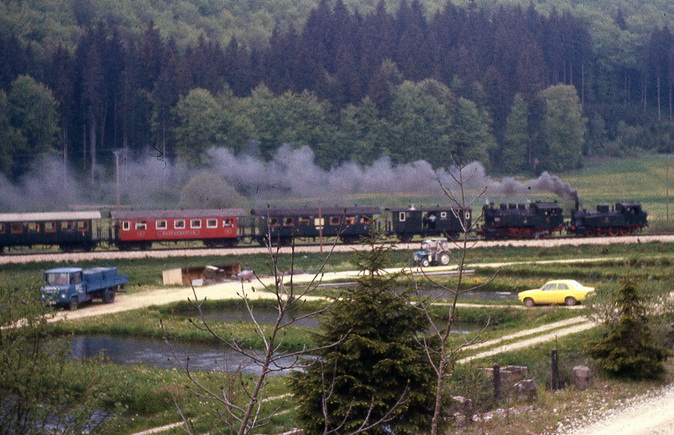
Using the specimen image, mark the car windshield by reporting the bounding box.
[46,272,70,286]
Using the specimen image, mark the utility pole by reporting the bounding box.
[113,150,122,205]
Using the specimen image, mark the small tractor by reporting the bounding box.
[413,239,451,267]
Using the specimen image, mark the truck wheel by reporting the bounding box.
[439,252,450,265]
[69,297,79,311]
[104,289,115,304]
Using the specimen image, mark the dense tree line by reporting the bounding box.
[0,0,673,182]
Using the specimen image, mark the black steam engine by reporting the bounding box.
[478,202,565,239]
[568,202,648,236]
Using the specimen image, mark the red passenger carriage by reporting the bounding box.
[110,209,245,250]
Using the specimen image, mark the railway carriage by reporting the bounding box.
[250,206,381,245]
[386,206,471,242]
[110,209,246,250]
[0,211,101,252]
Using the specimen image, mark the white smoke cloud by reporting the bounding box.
[0,145,577,212]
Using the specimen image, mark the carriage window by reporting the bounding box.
[27,222,39,232]
[77,221,89,231]
[44,222,56,233]
[345,216,356,225]
[156,220,167,230]
[190,219,202,229]
[174,220,185,229]
[134,221,147,230]
[283,217,294,226]
[0,223,5,233]
[206,219,217,228]
[11,222,23,234]
[360,215,371,224]
[121,221,131,231]
[299,218,310,226]
[399,212,406,222]
[269,217,279,227]
[329,216,340,226]
[223,219,234,228]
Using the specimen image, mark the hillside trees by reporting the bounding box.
[4,76,59,177]
[4,1,674,179]
[173,88,230,165]
[538,84,587,171]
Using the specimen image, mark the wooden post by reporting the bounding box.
[551,349,559,390]
[493,364,501,400]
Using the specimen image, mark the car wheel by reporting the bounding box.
[69,297,79,311]
[523,298,535,307]
[439,252,450,266]
[565,296,577,306]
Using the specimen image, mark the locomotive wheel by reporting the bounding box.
[523,298,535,307]
[608,228,619,236]
[565,296,577,306]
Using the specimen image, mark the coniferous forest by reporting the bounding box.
[1,0,674,186]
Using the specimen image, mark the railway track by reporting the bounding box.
[1,233,673,265]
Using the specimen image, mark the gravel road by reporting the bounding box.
[559,385,674,435]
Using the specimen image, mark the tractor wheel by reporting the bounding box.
[421,259,430,268]
[438,252,451,266]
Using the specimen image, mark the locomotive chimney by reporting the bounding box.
[574,193,580,212]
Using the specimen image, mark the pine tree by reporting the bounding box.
[292,233,434,434]
[587,277,669,380]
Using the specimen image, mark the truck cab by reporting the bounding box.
[41,267,127,310]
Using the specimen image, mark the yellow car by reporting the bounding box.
[518,280,595,307]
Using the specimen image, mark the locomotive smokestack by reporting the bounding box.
[575,192,580,212]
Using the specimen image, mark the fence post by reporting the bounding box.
[551,349,559,390]
[493,364,501,400]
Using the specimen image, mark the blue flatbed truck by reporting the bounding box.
[40,267,128,310]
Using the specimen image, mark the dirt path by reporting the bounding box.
[559,385,674,435]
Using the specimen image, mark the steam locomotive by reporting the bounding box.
[0,200,647,253]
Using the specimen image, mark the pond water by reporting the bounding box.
[69,335,304,375]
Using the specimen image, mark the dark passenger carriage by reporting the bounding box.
[386,206,472,242]
[0,211,101,252]
[250,206,381,245]
[479,201,564,239]
[568,202,648,236]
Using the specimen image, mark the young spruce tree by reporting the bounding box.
[586,276,669,379]
[292,232,434,434]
